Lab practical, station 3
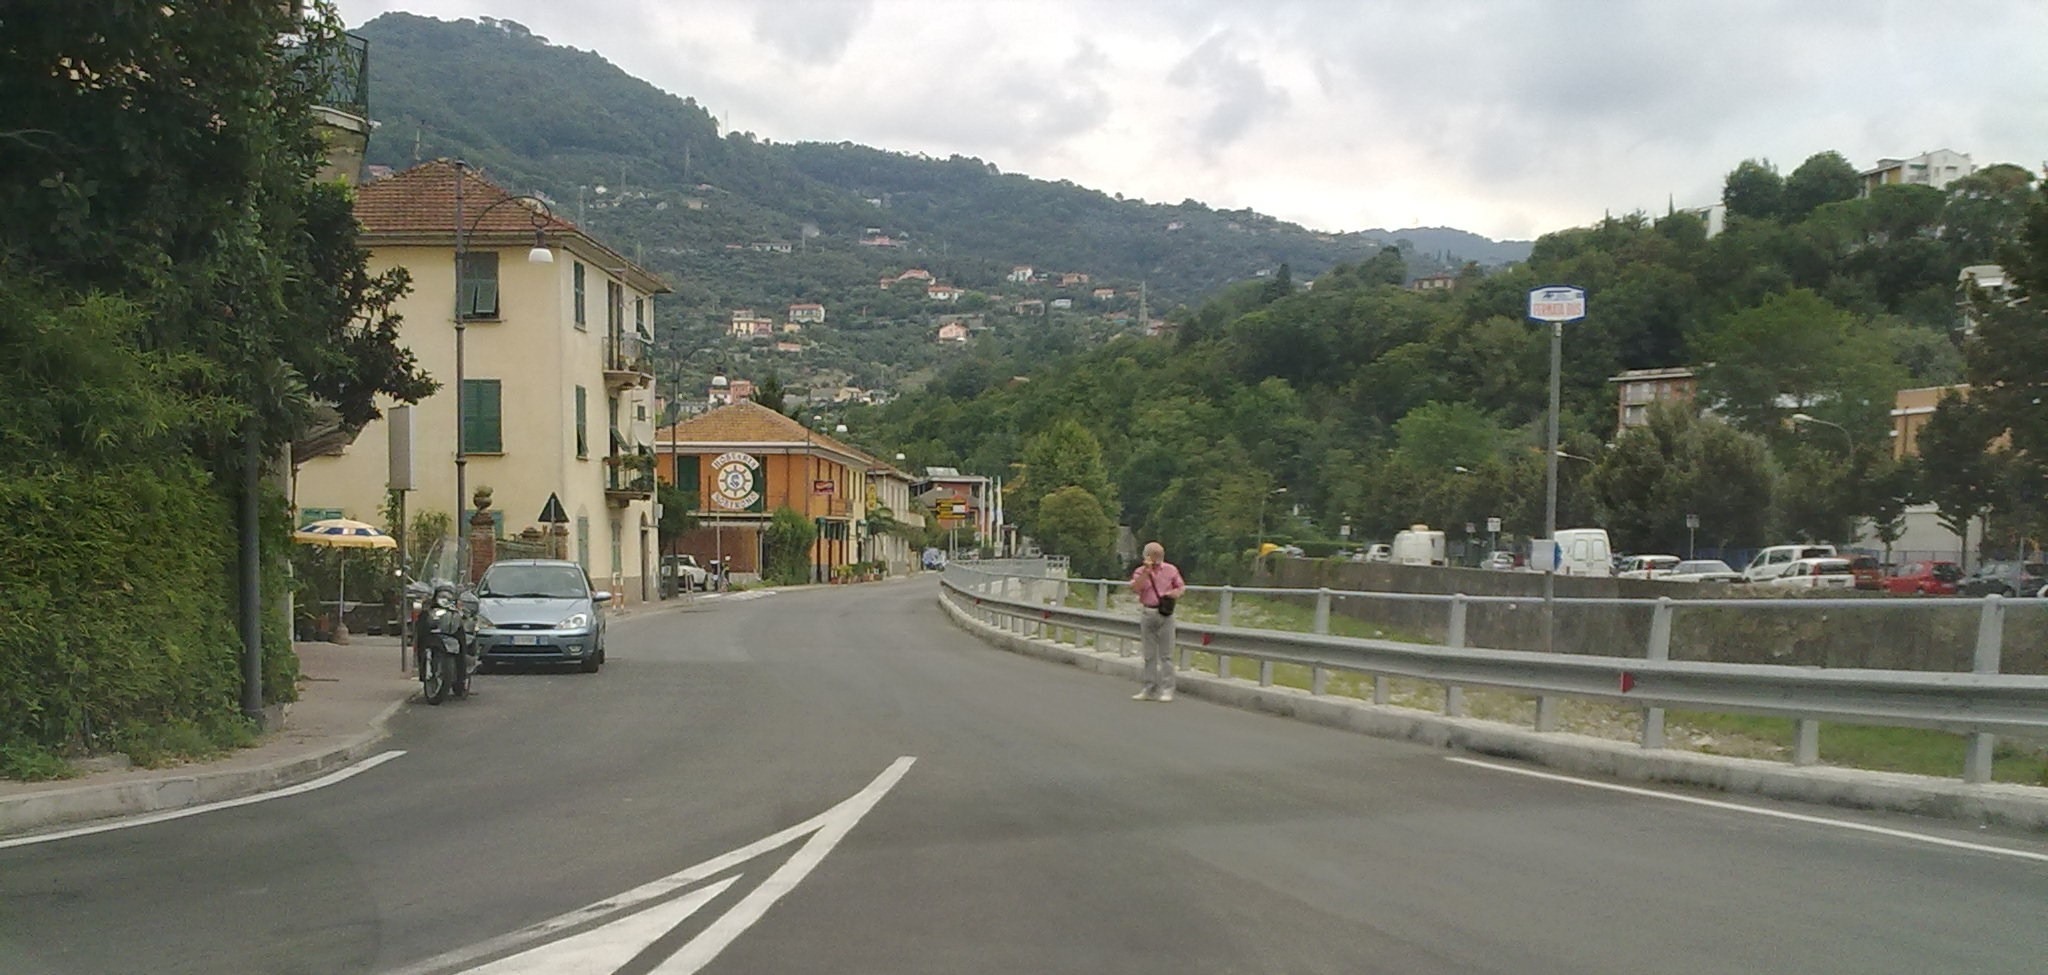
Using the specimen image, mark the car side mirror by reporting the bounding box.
[593,591,613,604]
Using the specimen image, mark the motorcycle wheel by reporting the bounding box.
[422,650,450,705]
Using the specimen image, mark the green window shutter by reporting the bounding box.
[298,507,343,528]
[573,263,586,327]
[458,252,499,318]
[676,454,700,492]
[574,385,588,458]
[576,515,591,571]
[461,379,502,454]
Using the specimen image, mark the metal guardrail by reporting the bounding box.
[940,563,2048,785]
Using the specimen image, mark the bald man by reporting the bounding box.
[1129,541,1187,701]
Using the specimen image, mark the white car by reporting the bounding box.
[1482,551,1518,571]
[1617,555,1681,579]
[1665,559,1742,583]
[1742,544,1839,583]
[1765,557,1856,590]
[660,554,709,591]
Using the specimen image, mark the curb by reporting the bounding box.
[939,595,2048,832]
[0,696,411,839]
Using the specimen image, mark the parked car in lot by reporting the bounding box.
[1617,554,1681,579]
[1665,559,1742,583]
[1742,544,1838,583]
[1957,560,2048,598]
[1360,543,1392,563]
[474,559,611,672]
[1481,551,1519,571]
[1847,554,1884,591]
[1766,557,1857,590]
[1884,560,1964,596]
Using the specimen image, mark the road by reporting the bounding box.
[4,577,2047,974]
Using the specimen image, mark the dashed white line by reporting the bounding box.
[0,750,406,850]
[1446,756,2048,864]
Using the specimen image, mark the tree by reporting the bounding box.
[1782,151,1861,219]
[1015,418,1117,535]
[1864,456,1918,563]
[1591,405,1772,553]
[1034,486,1118,577]
[1723,159,1785,221]
[1916,393,2000,562]
[1392,401,1505,471]
[753,372,789,414]
[1693,289,1904,441]
[657,482,699,552]
[762,507,818,584]
[1361,246,1407,287]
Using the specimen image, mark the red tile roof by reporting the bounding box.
[353,159,580,237]
[659,401,866,458]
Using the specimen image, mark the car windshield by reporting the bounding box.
[1676,561,1732,574]
[477,565,589,599]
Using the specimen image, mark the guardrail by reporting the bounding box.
[940,563,2048,784]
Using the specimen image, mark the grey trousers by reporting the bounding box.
[1139,607,1175,696]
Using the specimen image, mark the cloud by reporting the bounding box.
[1166,32,1289,152]
[748,0,873,63]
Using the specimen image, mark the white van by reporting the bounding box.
[1552,528,1613,577]
[1742,544,1838,583]
[1390,525,1446,566]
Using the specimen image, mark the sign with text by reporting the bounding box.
[1527,285,1587,323]
[710,452,764,511]
[1486,517,1502,534]
[812,479,836,495]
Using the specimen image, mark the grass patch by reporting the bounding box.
[111,715,262,769]
[1667,711,2048,784]
[0,741,77,781]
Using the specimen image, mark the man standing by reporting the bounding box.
[1130,541,1187,701]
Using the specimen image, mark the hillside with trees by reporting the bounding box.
[852,154,2046,580]
[349,14,1529,406]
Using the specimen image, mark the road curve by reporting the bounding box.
[3,577,2046,975]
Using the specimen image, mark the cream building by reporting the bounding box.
[296,160,669,603]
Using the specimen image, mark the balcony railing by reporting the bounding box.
[297,31,370,120]
[605,332,654,389]
[604,462,655,505]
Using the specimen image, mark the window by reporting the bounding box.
[607,280,624,335]
[610,520,623,576]
[460,379,502,453]
[574,385,588,459]
[635,297,648,338]
[458,252,499,319]
[576,515,591,572]
[573,262,587,329]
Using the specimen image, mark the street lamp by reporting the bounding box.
[1791,412,1854,451]
[1257,486,1288,548]
[451,159,556,583]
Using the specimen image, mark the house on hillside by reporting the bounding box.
[1059,272,1091,287]
[1007,265,1034,283]
[295,160,666,603]
[1091,286,1116,301]
[748,241,794,254]
[1013,299,1045,315]
[896,268,934,283]
[928,284,963,302]
[937,322,969,343]
[788,302,826,323]
[781,321,803,334]
[774,340,803,354]
[1607,367,1698,433]
[1860,149,1975,196]
[1408,272,1457,292]
[1050,297,1072,310]
[708,377,756,406]
[858,233,901,247]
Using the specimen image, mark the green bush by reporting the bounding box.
[762,507,818,585]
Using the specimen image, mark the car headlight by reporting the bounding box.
[556,613,590,630]
[475,611,496,628]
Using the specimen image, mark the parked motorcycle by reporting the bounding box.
[411,580,479,705]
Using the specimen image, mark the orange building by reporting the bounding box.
[654,401,868,582]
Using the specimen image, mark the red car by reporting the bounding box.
[1848,554,1884,591]
[1883,560,1963,595]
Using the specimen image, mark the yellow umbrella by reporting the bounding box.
[294,519,396,638]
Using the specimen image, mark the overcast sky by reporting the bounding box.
[333,0,2047,242]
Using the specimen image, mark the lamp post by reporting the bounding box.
[1257,485,1288,549]
[451,159,556,583]
[1791,412,1854,452]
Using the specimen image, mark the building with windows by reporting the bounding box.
[1859,149,1975,196]
[294,160,668,603]
[915,467,992,556]
[863,457,925,576]
[1607,366,1698,434]
[655,401,869,582]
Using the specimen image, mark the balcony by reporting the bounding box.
[604,455,656,507]
[604,332,655,391]
[297,31,372,185]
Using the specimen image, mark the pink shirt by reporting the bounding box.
[1130,561,1186,608]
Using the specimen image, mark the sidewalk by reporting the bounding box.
[0,638,419,838]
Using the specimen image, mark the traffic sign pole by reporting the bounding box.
[1529,286,1586,655]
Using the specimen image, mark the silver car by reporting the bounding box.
[474,560,611,673]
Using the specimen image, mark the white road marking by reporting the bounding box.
[1446,756,2048,865]
[388,756,916,975]
[651,756,916,973]
[0,750,406,851]
[460,876,739,975]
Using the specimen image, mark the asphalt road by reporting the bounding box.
[5,576,2048,974]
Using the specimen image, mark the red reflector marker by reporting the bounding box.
[1619,672,1636,693]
